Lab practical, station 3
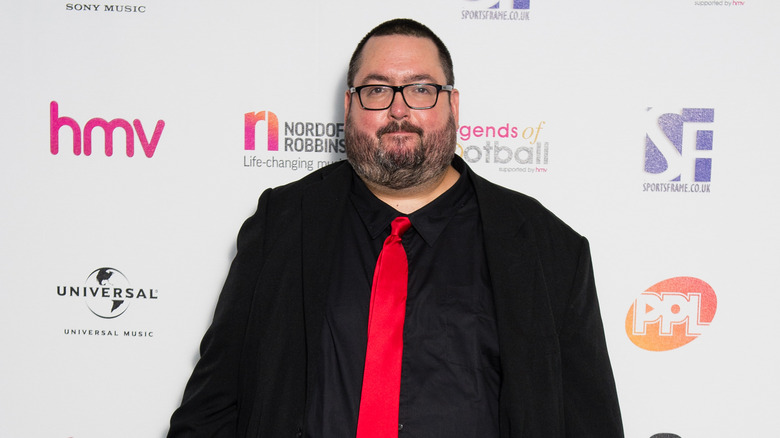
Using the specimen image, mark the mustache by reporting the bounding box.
[376,120,423,137]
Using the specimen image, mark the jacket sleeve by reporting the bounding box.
[559,238,624,437]
[167,189,272,437]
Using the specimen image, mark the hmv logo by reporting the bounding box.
[50,101,165,158]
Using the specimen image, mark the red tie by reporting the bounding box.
[356,216,412,438]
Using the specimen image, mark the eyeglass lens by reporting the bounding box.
[359,84,439,109]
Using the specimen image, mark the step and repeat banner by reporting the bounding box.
[1,1,778,437]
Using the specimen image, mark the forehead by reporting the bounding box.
[354,35,446,84]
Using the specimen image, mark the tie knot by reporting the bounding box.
[390,216,411,238]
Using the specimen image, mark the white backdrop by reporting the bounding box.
[1,1,778,437]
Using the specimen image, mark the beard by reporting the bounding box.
[345,113,457,191]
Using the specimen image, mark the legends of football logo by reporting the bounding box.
[626,276,717,351]
[456,121,550,174]
[57,267,158,319]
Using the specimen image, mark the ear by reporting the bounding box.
[344,89,352,124]
[449,88,460,126]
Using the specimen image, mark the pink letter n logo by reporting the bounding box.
[244,110,279,151]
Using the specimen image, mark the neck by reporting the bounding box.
[361,165,460,214]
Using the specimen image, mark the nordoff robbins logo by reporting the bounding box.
[56,267,158,319]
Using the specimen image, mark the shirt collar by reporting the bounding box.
[349,157,474,247]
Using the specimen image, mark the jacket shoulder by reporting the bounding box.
[471,170,583,243]
[265,160,350,199]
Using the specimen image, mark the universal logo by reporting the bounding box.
[461,0,530,22]
[56,267,159,319]
[243,109,346,172]
[643,107,713,193]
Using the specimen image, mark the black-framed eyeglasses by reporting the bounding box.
[349,83,454,110]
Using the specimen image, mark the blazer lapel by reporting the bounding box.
[472,174,541,343]
[301,162,353,378]
[472,171,562,433]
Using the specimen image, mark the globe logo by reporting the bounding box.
[84,267,131,319]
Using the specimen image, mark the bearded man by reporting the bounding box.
[168,18,623,438]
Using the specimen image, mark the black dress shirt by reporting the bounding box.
[305,160,501,437]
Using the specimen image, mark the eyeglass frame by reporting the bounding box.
[348,83,455,110]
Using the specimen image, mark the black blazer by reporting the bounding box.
[169,157,623,437]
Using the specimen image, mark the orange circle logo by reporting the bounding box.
[626,277,717,351]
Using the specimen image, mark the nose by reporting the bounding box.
[388,89,410,120]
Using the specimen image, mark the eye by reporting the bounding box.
[409,85,434,95]
[364,86,390,96]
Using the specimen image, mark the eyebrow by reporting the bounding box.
[358,73,440,85]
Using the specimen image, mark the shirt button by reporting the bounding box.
[398,423,404,431]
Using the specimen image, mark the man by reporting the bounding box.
[169,18,623,438]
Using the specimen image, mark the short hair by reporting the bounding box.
[347,18,454,87]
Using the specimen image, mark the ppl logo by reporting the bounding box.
[50,101,165,158]
[626,277,717,351]
[244,110,279,151]
[645,107,714,182]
